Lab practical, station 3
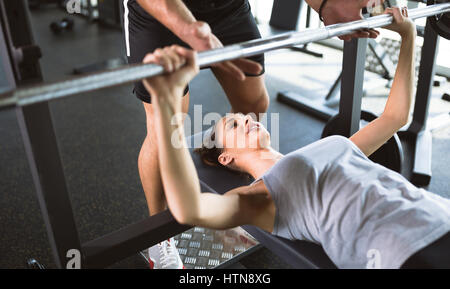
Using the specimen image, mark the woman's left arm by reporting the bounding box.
[350,7,416,157]
[154,99,260,229]
[143,46,264,229]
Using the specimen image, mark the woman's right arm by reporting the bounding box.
[350,7,416,157]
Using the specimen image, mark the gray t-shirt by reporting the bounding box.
[261,135,450,269]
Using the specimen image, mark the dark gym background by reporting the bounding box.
[0,3,449,268]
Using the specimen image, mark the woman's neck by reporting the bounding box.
[239,148,284,180]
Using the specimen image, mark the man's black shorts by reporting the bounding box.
[124,0,265,103]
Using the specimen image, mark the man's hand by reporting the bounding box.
[180,21,263,81]
[321,0,383,41]
[142,45,199,103]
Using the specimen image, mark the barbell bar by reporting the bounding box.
[0,2,449,109]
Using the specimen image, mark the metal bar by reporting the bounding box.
[16,102,82,269]
[324,71,342,101]
[82,210,190,269]
[0,15,15,94]
[0,0,43,85]
[242,225,336,269]
[1,3,449,108]
[408,18,439,134]
[0,0,19,82]
[339,38,368,137]
[400,18,439,187]
[2,0,81,269]
[367,38,396,80]
[276,90,337,122]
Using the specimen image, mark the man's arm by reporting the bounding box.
[304,0,322,11]
[305,0,383,40]
[350,7,416,157]
[136,0,262,80]
[136,0,197,44]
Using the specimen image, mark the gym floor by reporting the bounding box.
[0,6,449,269]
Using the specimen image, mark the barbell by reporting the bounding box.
[0,2,449,109]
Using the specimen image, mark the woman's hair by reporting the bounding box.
[194,127,251,179]
[194,128,225,168]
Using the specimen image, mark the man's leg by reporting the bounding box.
[138,93,189,269]
[138,92,190,216]
[212,68,269,117]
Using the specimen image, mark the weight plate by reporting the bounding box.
[428,0,450,40]
[321,111,404,173]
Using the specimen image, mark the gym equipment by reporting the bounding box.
[1,0,449,269]
[396,20,443,186]
[0,0,43,86]
[140,226,262,269]
[322,111,404,173]
[428,0,450,39]
[28,0,61,10]
[71,1,126,76]
[278,37,404,125]
[50,18,74,34]
[1,2,449,109]
[98,0,122,28]
[26,258,45,269]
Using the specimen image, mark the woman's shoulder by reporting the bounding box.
[266,135,359,178]
[287,135,355,158]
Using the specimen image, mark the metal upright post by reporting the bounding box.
[16,103,83,269]
[400,19,439,186]
[0,0,83,268]
[338,38,368,137]
[408,20,439,135]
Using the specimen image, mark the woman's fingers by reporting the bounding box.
[175,46,196,66]
[164,46,186,71]
[402,6,408,18]
[143,53,157,65]
[174,46,199,77]
[392,7,403,23]
[143,45,193,74]
[385,6,406,23]
[153,48,174,72]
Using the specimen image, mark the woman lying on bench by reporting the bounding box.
[143,7,450,269]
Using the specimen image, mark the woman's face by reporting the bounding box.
[214,113,271,154]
